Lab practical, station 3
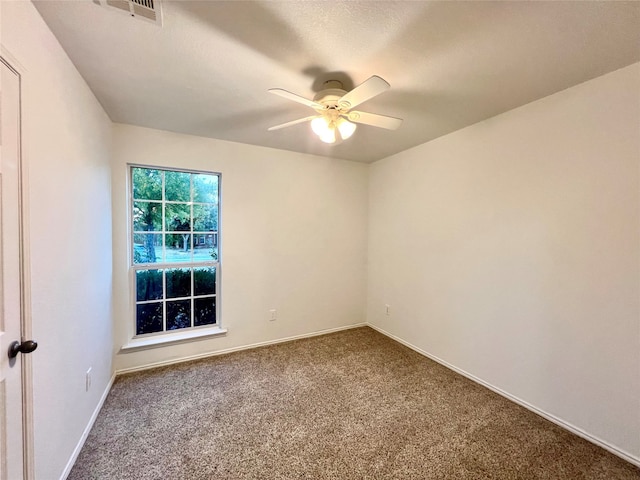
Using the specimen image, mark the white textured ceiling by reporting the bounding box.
[34,1,640,163]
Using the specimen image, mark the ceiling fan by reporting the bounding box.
[268,75,402,144]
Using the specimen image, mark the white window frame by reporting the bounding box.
[123,164,226,350]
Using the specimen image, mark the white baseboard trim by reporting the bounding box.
[116,323,367,375]
[367,323,640,469]
[60,373,116,480]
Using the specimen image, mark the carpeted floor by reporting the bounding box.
[69,327,640,479]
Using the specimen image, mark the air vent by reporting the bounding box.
[95,0,162,26]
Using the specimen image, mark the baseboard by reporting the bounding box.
[116,323,367,375]
[59,373,116,480]
[367,323,640,469]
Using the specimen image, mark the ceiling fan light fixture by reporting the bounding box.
[311,116,337,143]
[311,115,355,144]
[336,117,357,140]
[311,116,330,136]
[319,128,336,144]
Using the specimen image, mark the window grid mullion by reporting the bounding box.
[136,293,216,305]
[190,263,195,328]
[161,170,167,331]
[162,269,167,332]
[133,261,219,271]
[136,299,164,306]
[163,200,215,206]
[134,230,215,235]
[162,170,166,262]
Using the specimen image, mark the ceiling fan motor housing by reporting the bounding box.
[313,81,350,110]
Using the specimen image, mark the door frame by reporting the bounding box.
[1,52,35,480]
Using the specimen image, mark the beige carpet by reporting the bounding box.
[69,327,640,479]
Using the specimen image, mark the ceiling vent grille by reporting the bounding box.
[95,0,162,26]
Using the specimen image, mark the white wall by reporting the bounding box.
[112,124,368,371]
[368,63,640,461]
[1,1,114,478]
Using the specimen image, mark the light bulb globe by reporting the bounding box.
[319,128,336,144]
[311,117,330,136]
[337,118,357,140]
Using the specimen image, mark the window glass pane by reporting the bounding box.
[193,174,217,204]
[193,238,216,262]
[133,234,162,264]
[165,171,191,202]
[165,203,191,232]
[167,300,191,330]
[194,297,216,326]
[194,267,216,296]
[166,268,191,298]
[132,168,162,201]
[136,269,163,301]
[193,204,218,232]
[133,201,162,231]
[194,234,208,246]
[136,302,163,335]
[165,234,192,263]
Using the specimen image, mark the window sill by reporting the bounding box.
[120,326,227,353]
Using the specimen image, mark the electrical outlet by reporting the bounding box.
[86,367,92,392]
[385,304,391,316]
[269,309,277,321]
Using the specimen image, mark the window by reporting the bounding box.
[130,166,220,336]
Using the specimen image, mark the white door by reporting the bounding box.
[0,57,26,480]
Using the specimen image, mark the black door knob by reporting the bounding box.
[8,340,38,359]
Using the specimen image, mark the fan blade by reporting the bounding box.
[268,88,324,110]
[268,115,318,131]
[347,111,403,130]
[337,76,390,110]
